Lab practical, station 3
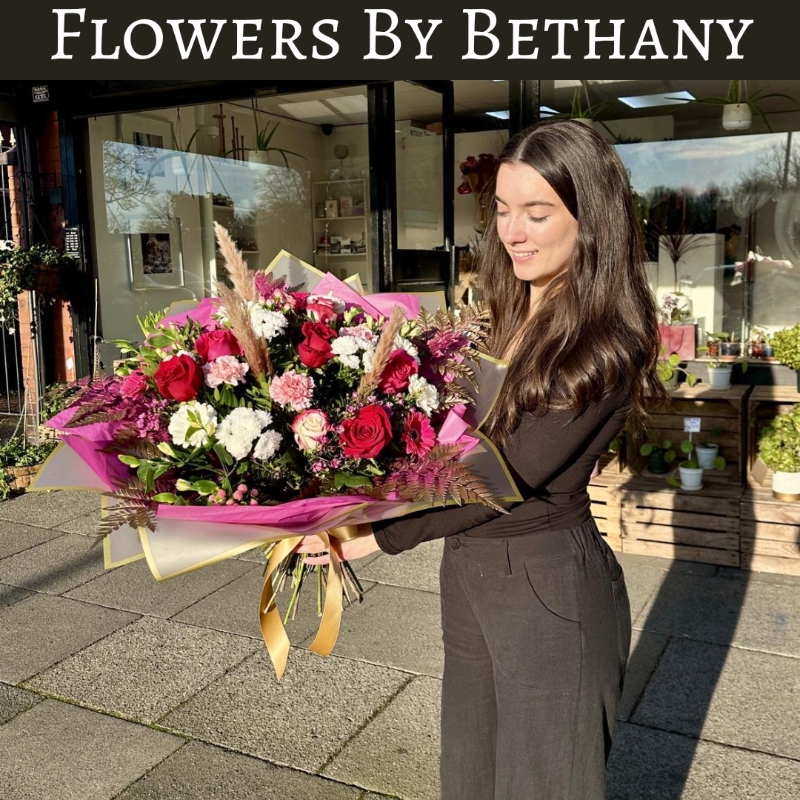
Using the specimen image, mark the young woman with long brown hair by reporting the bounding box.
[299,119,668,799]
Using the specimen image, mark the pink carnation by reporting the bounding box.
[121,370,148,398]
[203,356,250,388]
[269,370,315,411]
[340,325,376,343]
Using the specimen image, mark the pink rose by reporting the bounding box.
[121,370,148,398]
[292,409,330,452]
[194,329,242,363]
[379,349,418,394]
[269,370,315,411]
[203,355,250,388]
[306,295,343,325]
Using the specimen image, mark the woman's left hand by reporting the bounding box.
[296,524,381,565]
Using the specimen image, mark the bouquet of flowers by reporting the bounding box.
[34,224,519,679]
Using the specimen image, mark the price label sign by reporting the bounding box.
[683,417,701,433]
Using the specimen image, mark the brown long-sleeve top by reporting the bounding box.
[372,385,631,555]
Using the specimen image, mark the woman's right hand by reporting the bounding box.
[296,524,381,565]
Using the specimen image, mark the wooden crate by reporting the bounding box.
[589,473,623,551]
[632,384,752,485]
[612,473,742,567]
[747,386,800,491]
[740,489,800,576]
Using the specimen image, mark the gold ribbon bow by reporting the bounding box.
[259,525,361,681]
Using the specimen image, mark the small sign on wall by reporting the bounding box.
[32,85,49,103]
[683,417,701,433]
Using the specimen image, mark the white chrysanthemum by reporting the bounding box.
[407,375,439,414]
[169,402,218,449]
[253,429,283,461]
[339,354,361,369]
[216,407,274,461]
[362,346,377,373]
[394,335,419,361]
[248,302,287,340]
[331,336,360,357]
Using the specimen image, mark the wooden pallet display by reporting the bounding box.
[588,472,624,551]
[614,473,743,566]
[740,489,800,576]
[630,383,752,485]
[746,386,800,492]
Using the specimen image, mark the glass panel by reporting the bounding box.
[395,82,444,251]
[87,89,370,353]
[618,131,800,346]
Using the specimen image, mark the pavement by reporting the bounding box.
[0,488,798,800]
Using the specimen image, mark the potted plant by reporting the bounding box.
[719,332,741,357]
[0,436,59,499]
[639,432,676,474]
[0,242,74,316]
[705,331,729,358]
[771,323,800,391]
[669,81,799,133]
[758,405,800,501]
[235,101,307,167]
[666,438,726,491]
[657,348,698,390]
[694,427,727,471]
[696,346,748,391]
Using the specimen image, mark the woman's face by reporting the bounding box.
[495,162,579,289]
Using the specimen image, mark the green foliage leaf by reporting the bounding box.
[333,472,373,490]
[192,480,219,495]
[118,455,141,468]
[152,492,178,504]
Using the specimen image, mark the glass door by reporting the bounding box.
[391,81,455,301]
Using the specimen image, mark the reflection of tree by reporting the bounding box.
[253,166,310,257]
[102,142,160,232]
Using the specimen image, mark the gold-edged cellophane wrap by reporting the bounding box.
[31,250,521,680]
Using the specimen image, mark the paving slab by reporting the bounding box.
[617,627,670,722]
[607,722,800,800]
[0,684,43,724]
[116,740,362,800]
[0,699,184,800]
[0,520,64,558]
[616,562,670,623]
[634,573,800,656]
[325,676,440,800]
[160,647,410,772]
[0,593,137,684]
[632,638,800,760]
[56,511,101,536]
[66,556,252,618]
[174,564,375,644]
[0,582,31,607]
[25,616,257,723]
[302,583,443,677]
[0,532,107,595]
[0,489,101,527]
[358,539,443,594]
[617,552,719,577]
[717,565,800,589]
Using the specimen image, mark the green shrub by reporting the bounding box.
[758,405,800,473]
[771,323,800,371]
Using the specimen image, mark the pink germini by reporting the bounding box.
[269,370,315,411]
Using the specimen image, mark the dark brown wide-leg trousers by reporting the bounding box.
[439,519,631,800]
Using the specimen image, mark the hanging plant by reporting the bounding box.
[0,242,75,317]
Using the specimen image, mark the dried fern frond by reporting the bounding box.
[64,407,128,428]
[94,485,157,547]
[216,283,273,379]
[418,302,491,351]
[100,433,162,461]
[356,305,405,402]
[378,444,505,512]
[214,222,257,303]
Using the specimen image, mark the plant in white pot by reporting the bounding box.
[232,101,307,167]
[694,427,727,471]
[696,350,749,391]
[758,405,800,501]
[666,438,726,491]
[770,323,800,392]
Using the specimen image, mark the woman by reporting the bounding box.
[300,119,668,799]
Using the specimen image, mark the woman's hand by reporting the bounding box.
[296,524,381,565]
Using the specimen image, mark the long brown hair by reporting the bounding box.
[481,119,668,444]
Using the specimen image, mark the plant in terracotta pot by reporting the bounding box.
[705,331,729,358]
[771,323,800,391]
[758,404,800,501]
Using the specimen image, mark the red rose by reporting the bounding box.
[380,349,418,394]
[154,355,203,402]
[298,321,337,369]
[194,329,242,363]
[291,292,309,311]
[340,404,393,460]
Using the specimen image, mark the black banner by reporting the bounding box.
[1,1,795,79]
